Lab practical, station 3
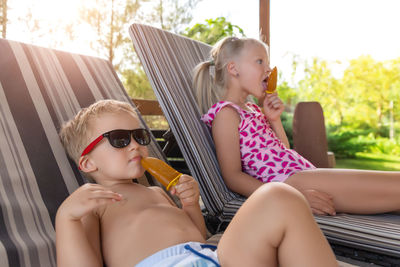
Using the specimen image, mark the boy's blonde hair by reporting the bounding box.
[193,37,268,114]
[59,99,138,166]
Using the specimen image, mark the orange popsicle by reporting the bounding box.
[265,66,278,94]
[141,157,182,190]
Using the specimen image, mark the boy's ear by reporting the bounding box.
[78,156,97,173]
[227,61,239,77]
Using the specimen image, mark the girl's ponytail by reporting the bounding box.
[193,60,219,114]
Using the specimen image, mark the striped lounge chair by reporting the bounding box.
[0,38,165,267]
[129,23,400,265]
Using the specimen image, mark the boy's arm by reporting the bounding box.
[56,211,102,267]
[56,183,122,267]
[170,175,207,239]
[181,200,207,239]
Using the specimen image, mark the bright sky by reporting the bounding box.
[191,0,400,80]
[7,0,400,81]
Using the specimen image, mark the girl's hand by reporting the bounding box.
[262,92,285,122]
[301,189,336,216]
[170,175,200,208]
[57,183,122,221]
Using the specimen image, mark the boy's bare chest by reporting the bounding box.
[101,186,173,221]
[97,187,202,266]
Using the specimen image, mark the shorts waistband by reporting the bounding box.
[136,242,218,267]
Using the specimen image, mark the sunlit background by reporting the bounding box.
[2,0,400,169]
[6,0,400,79]
[193,0,400,80]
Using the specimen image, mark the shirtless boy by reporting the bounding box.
[56,99,337,267]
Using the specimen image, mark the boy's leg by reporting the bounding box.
[217,183,337,267]
[285,169,400,214]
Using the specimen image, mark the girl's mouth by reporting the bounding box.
[262,78,268,91]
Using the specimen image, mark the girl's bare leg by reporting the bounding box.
[217,183,337,267]
[285,168,400,214]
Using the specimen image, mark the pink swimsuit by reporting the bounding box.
[201,101,316,183]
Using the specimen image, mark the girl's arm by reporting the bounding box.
[269,119,290,148]
[212,107,264,197]
[262,93,290,148]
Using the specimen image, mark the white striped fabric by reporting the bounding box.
[129,24,247,224]
[0,38,165,267]
[129,23,400,261]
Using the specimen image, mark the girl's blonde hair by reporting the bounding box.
[59,99,138,166]
[193,37,268,114]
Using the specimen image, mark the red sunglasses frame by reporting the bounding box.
[80,128,151,157]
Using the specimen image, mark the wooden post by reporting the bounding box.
[259,0,270,57]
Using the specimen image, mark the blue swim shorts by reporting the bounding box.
[135,242,220,267]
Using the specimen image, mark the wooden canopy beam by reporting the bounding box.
[259,0,270,49]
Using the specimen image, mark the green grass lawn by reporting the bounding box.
[335,152,400,171]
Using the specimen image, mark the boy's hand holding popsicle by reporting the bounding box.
[169,175,200,207]
[141,157,200,207]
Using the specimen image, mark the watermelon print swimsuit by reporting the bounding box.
[201,101,316,183]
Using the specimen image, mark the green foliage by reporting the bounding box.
[341,56,400,130]
[327,127,374,158]
[297,58,347,126]
[327,127,400,158]
[182,17,245,45]
[78,0,200,99]
[123,15,245,100]
[276,80,298,108]
[367,136,400,155]
[121,66,155,100]
[290,55,400,157]
[281,112,293,148]
[296,56,400,133]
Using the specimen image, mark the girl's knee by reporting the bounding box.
[253,182,307,207]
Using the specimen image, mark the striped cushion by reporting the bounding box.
[129,23,247,223]
[0,38,164,267]
[129,23,400,260]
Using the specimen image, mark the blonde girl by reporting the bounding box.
[194,36,400,215]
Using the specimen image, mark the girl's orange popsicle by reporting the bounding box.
[265,66,278,94]
[141,157,182,190]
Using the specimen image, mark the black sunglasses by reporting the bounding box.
[81,128,151,156]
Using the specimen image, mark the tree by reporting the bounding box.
[297,58,347,126]
[121,66,154,99]
[139,0,200,33]
[295,55,400,139]
[0,0,8,38]
[79,0,143,71]
[342,56,400,136]
[183,17,245,45]
[121,0,202,99]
